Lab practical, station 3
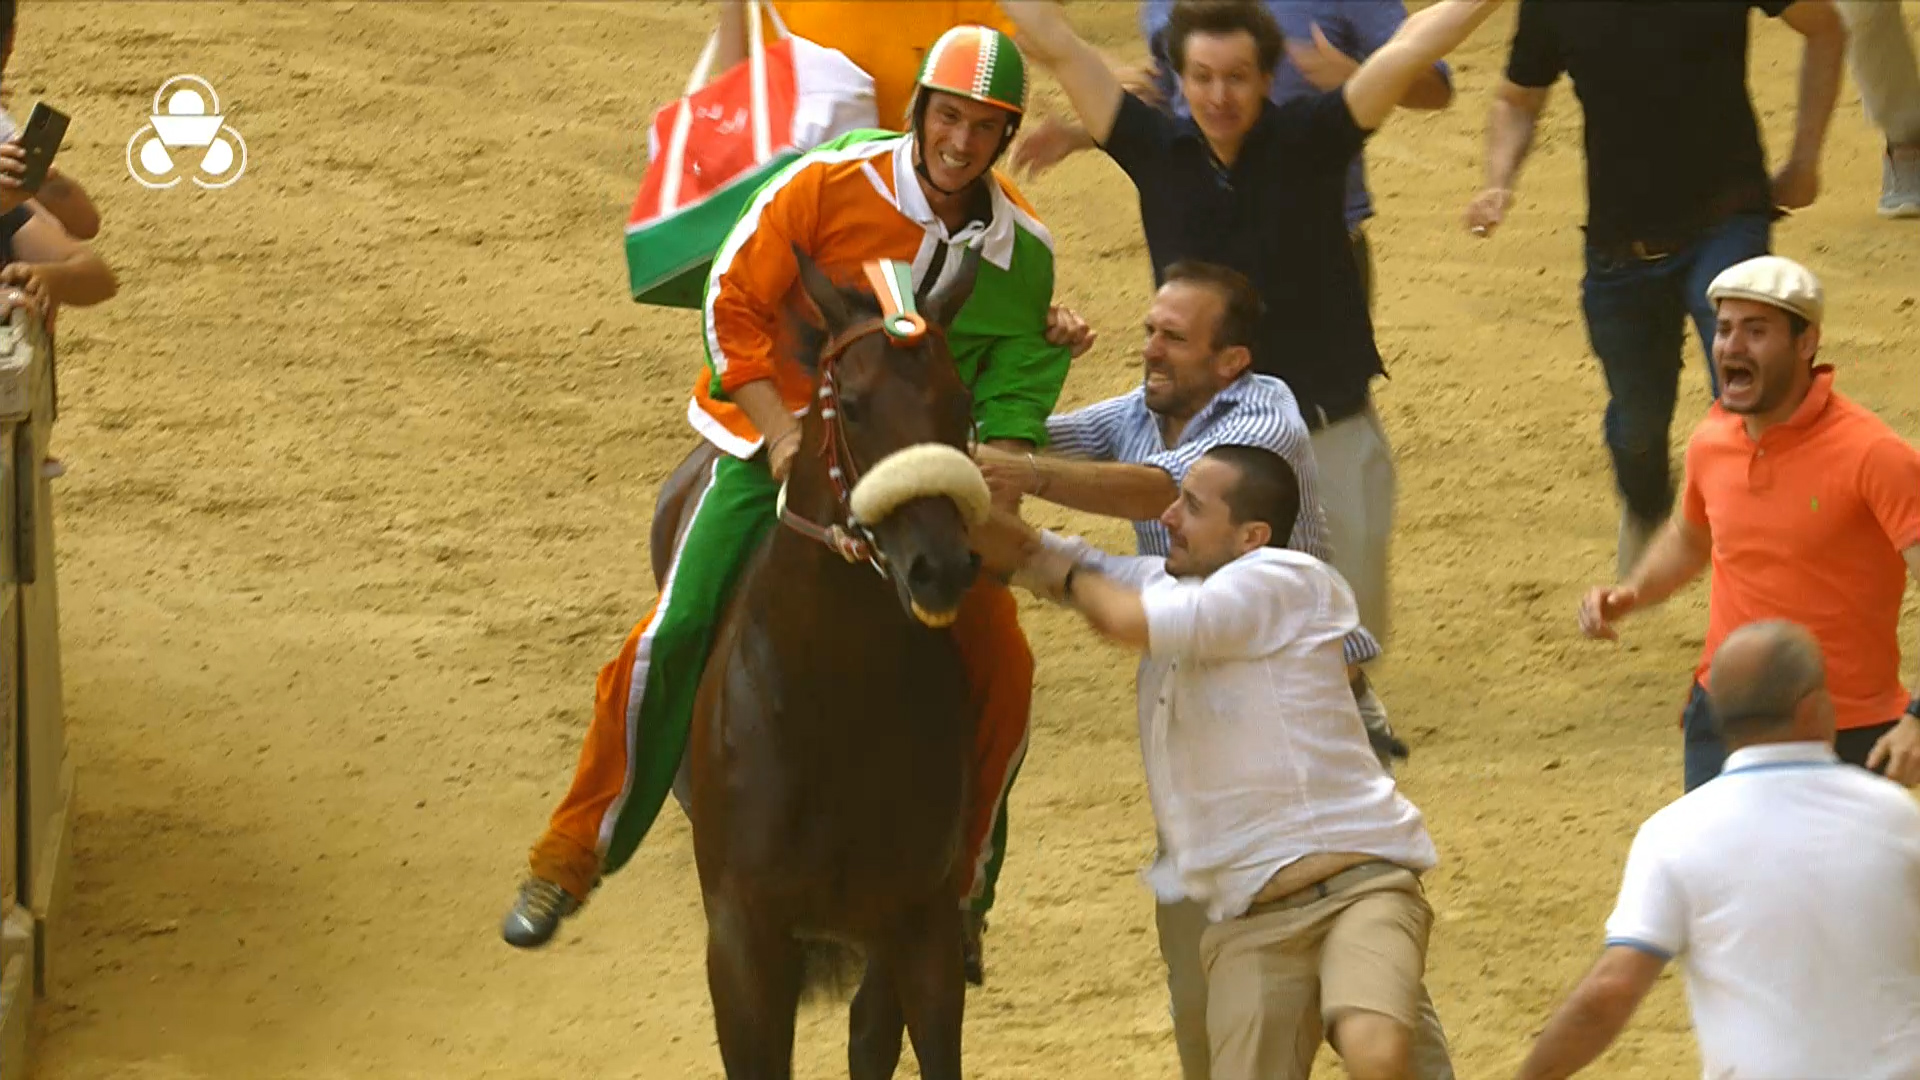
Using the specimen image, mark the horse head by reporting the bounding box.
[783,245,990,629]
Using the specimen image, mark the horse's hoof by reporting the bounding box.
[502,876,581,949]
[962,912,986,986]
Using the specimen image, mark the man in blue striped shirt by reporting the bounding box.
[975,259,1455,1080]
[977,260,1386,685]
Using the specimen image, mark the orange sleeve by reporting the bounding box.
[705,162,823,396]
[1859,434,1920,552]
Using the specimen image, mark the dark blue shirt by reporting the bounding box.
[1100,90,1379,419]
[1505,0,1789,248]
[1139,0,1449,230]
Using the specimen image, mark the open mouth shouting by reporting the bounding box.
[1718,354,1759,409]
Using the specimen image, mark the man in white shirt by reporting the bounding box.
[1516,620,1920,1080]
[992,443,1441,1080]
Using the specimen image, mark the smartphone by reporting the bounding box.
[16,102,70,194]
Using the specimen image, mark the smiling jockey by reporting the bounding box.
[505,26,1070,981]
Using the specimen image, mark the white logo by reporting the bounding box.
[126,75,248,189]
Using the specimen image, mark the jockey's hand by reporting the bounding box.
[1046,304,1096,359]
[1866,714,1920,787]
[767,428,801,482]
[1577,584,1638,642]
[1011,116,1093,178]
[973,444,1032,510]
[1465,187,1512,238]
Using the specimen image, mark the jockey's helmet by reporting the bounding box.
[907,25,1028,169]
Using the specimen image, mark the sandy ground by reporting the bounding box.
[12,1,1918,1077]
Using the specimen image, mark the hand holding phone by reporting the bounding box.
[15,102,70,194]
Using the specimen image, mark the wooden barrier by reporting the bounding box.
[0,305,71,1070]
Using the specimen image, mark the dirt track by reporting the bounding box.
[16,2,1920,1078]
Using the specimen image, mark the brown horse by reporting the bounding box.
[659,249,990,1079]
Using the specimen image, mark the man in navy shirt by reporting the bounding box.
[1465,0,1846,577]
[1002,0,1497,664]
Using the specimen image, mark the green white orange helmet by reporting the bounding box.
[908,24,1029,137]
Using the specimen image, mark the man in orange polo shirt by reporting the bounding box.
[1577,255,1920,791]
[721,1,1016,125]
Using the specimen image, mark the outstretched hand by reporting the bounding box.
[1577,584,1638,641]
[1866,715,1920,787]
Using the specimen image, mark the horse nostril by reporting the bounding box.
[908,555,939,592]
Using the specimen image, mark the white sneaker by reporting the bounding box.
[1879,147,1920,219]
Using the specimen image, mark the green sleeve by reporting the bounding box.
[947,228,1070,447]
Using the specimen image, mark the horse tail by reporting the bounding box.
[796,939,864,1005]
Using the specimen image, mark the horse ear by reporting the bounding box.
[793,244,852,334]
[922,245,981,329]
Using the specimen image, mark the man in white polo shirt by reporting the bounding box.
[990,443,1441,1080]
[1516,620,1920,1080]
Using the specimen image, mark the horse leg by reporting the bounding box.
[706,900,803,1080]
[848,959,906,1080]
[891,901,967,1080]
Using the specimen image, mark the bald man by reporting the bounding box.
[1517,621,1920,1080]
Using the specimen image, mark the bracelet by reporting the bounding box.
[1025,452,1044,496]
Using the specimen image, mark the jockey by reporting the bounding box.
[505,25,1077,983]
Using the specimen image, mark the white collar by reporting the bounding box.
[891,136,1017,271]
[1721,740,1841,774]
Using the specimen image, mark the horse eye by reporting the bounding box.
[838,394,865,423]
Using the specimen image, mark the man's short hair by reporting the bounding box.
[1164,259,1265,354]
[1707,621,1826,741]
[1165,1,1285,79]
[1203,444,1298,547]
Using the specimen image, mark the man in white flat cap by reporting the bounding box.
[1575,254,1920,791]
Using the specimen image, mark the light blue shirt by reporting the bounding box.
[1139,0,1451,230]
[1045,372,1381,666]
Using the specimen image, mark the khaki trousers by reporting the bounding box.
[1156,870,1454,1080]
[1837,0,1920,146]
[1308,404,1397,652]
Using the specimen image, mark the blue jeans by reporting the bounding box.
[1681,681,1903,792]
[1682,683,1729,792]
[1581,213,1772,524]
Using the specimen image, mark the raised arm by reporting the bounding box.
[999,1,1125,144]
[1770,0,1848,209]
[1341,0,1502,132]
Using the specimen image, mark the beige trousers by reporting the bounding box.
[1156,871,1453,1080]
[1838,0,1920,146]
[1308,404,1397,652]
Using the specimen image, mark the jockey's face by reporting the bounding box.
[918,90,1011,194]
[1141,280,1250,422]
[1161,456,1269,578]
[1178,29,1271,149]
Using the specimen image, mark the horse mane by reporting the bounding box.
[787,283,886,373]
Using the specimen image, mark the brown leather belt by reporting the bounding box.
[1243,859,1400,916]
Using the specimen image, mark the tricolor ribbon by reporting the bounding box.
[863,259,928,345]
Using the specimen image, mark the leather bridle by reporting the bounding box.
[777,310,950,578]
